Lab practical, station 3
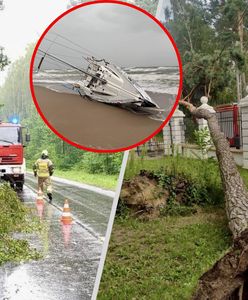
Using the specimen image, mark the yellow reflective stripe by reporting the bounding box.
[37,161,49,177]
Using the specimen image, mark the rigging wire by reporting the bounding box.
[37,49,107,83]
[48,31,99,58]
[42,37,92,59]
[34,55,80,73]
[36,49,144,100]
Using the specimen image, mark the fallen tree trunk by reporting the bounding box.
[192,229,248,300]
[179,100,248,299]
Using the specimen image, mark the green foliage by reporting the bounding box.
[23,111,122,176]
[184,116,198,143]
[166,0,248,103]
[135,0,158,14]
[194,127,212,156]
[125,155,224,206]
[116,198,131,219]
[0,184,41,265]
[0,183,27,234]
[0,237,40,265]
[0,48,10,71]
[157,171,209,203]
[75,152,123,175]
[0,44,34,120]
[0,45,122,177]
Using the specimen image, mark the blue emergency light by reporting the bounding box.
[8,115,20,124]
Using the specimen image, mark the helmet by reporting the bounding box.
[41,150,48,156]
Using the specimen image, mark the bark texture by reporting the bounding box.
[180,101,248,238]
[179,101,248,299]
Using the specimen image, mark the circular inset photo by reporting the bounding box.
[30,1,182,152]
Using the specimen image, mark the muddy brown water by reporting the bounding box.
[33,86,175,150]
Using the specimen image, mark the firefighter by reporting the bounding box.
[33,150,54,203]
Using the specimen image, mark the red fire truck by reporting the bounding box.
[0,119,30,190]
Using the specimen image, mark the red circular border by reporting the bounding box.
[30,0,183,153]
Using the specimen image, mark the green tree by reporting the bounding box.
[0,47,10,71]
[0,45,122,175]
[167,0,248,105]
[0,44,34,119]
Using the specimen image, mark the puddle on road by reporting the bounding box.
[0,186,103,300]
[25,176,113,238]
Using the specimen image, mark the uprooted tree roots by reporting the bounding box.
[119,171,167,218]
[119,170,202,219]
[192,229,248,300]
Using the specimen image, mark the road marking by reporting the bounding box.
[26,171,115,198]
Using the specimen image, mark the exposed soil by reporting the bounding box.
[119,170,197,219]
[120,172,167,218]
[192,229,248,300]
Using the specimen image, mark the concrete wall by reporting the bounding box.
[181,144,244,167]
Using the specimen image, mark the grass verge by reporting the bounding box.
[126,153,248,187]
[52,169,118,191]
[98,208,231,300]
[98,155,247,299]
[0,184,42,266]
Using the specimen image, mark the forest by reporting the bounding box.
[0,44,122,188]
[165,0,248,105]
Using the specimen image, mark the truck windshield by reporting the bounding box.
[0,127,21,145]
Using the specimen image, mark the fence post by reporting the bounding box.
[239,87,248,168]
[163,108,185,155]
[197,97,215,155]
[198,96,216,129]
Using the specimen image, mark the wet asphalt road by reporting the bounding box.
[0,174,115,300]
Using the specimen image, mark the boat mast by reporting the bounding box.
[37,50,146,101]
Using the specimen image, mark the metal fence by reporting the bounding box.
[136,140,166,157]
[184,111,243,149]
[134,105,244,158]
[216,111,243,149]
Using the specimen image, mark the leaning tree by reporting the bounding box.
[180,98,248,299]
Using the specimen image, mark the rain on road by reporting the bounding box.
[0,174,115,300]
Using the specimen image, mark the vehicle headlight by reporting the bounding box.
[12,167,22,174]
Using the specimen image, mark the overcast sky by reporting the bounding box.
[35,2,178,70]
[0,0,67,84]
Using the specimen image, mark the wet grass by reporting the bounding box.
[98,208,231,300]
[126,153,248,188]
[0,184,42,265]
[97,154,247,299]
[53,169,118,191]
[125,153,221,183]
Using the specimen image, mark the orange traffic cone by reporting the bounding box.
[62,223,72,247]
[36,189,44,219]
[60,200,73,225]
[36,189,44,205]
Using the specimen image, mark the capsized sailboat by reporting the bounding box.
[34,36,164,118]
